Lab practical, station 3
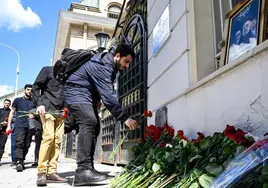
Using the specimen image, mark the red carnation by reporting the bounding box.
[159,142,166,148]
[177,130,188,141]
[4,129,12,136]
[224,124,237,136]
[62,108,68,119]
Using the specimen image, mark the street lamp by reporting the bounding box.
[95,31,110,51]
[0,42,20,97]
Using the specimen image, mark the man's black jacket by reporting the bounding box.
[0,107,10,131]
[32,66,65,112]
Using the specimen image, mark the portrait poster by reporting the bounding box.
[227,0,261,63]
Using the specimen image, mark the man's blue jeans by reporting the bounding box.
[11,124,16,162]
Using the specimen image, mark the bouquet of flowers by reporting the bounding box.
[111,122,254,188]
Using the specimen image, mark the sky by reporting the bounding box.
[0,0,79,96]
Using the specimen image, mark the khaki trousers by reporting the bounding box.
[37,114,64,175]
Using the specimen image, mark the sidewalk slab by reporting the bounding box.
[0,155,122,188]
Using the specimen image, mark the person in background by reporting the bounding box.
[6,84,35,172]
[32,65,67,186]
[0,99,11,165]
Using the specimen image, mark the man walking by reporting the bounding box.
[7,84,35,172]
[32,66,67,186]
[63,43,138,186]
[0,99,11,165]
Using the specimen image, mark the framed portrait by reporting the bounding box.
[219,0,265,65]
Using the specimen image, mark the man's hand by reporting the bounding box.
[5,126,11,134]
[36,105,46,116]
[29,114,34,119]
[124,118,138,130]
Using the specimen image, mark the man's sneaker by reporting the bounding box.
[16,162,23,172]
[31,162,38,167]
[37,173,47,186]
[46,173,67,183]
[73,168,108,186]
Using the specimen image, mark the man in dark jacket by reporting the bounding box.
[32,66,67,186]
[0,99,11,164]
[63,43,138,186]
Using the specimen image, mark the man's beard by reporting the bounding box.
[25,92,31,98]
[115,58,122,72]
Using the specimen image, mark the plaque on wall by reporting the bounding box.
[155,106,167,127]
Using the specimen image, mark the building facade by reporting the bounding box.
[143,0,268,138]
[105,0,268,165]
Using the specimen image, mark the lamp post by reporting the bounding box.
[95,31,110,52]
[0,42,20,97]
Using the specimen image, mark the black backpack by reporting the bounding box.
[53,48,97,84]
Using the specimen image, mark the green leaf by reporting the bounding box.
[205,163,223,176]
[193,169,203,177]
[222,156,233,169]
[262,164,268,176]
[223,147,232,155]
[209,157,217,163]
[145,160,152,170]
[199,137,211,150]
[149,149,156,156]
[165,152,171,160]
[263,183,268,188]
[189,182,199,188]
[198,174,214,188]
[189,155,203,162]
[212,133,224,143]
[152,163,161,173]
[181,148,191,164]
[182,139,188,147]
[234,145,246,156]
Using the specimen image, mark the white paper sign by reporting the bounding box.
[153,5,170,55]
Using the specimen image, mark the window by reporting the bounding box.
[107,5,121,19]
[83,0,99,8]
[211,0,242,69]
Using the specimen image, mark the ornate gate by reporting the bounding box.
[100,0,147,165]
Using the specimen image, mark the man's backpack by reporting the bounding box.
[53,48,97,84]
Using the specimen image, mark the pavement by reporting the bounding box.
[0,150,122,188]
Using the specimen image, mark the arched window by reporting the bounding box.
[107,5,121,19]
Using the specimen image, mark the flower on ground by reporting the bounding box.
[177,130,189,141]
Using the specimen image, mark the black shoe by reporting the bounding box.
[73,168,108,186]
[31,162,38,167]
[16,163,23,172]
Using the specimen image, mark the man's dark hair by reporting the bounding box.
[4,99,11,103]
[114,43,135,59]
[24,84,32,89]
